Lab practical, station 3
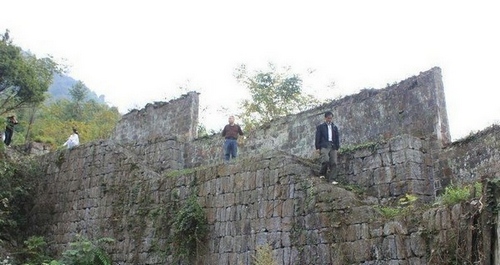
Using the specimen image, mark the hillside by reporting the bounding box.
[47,73,106,104]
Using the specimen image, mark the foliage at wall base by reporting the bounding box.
[170,192,208,262]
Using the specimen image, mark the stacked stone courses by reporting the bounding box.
[338,134,435,202]
[27,67,500,264]
[184,67,450,167]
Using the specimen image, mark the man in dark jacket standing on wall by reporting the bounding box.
[315,111,340,184]
[222,115,244,162]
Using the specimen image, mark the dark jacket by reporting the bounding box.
[222,124,244,139]
[315,122,340,150]
[5,117,18,131]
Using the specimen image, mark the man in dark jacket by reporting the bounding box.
[315,111,340,184]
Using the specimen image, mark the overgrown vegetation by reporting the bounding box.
[1,155,117,265]
[420,181,487,264]
[59,234,114,265]
[339,141,381,154]
[6,82,121,149]
[18,236,51,264]
[438,184,471,206]
[252,244,277,265]
[1,30,121,149]
[342,183,366,195]
[0,159,39,242]
[2,235,114,265]
[377,193,419,219]
[171,192,208,262]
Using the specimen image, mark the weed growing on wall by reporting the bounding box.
[377,193,419,219]
[171,192,208,262]
[252,244,277,265]
[343,183,366,195]
[378,206,403,219]
[439,185,470,206]
[338,141,381,154]
[165,167,200,178]
[473,181,482,198]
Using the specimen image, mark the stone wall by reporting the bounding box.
[30,146,481,264]
[338,134,435,202]
[435,125,500,188]
[110,91,199,143]
[25,67,499,264]
[186,67,449,168]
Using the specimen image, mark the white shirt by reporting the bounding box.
[63,133,80,149]
[327,123,332,141]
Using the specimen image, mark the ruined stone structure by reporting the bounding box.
[28,67,499,264]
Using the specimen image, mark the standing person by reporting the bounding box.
[3,115,18,147]
[62,128,80,149]
[315,111,340,184]
[221,115,244,161]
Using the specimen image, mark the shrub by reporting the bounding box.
[171,194,208,261]
[20,236,51,264]
[441,185,470,206]
[60,234,114,265]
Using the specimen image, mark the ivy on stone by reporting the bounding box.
[171,193,208,261]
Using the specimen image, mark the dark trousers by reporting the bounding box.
[4,128,13,146]
[224,139,238,161]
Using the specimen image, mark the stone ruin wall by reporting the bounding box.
[338,134,436,202]
[184,67,450,168]
[110,92,199,144]
[27,67,500,264]
[31,142,474,264]
[436,125,500,187]
[93,67,448,201]
[31,141,492,264]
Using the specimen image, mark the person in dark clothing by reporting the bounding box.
[315,111,340,184]
[221,115,244,161]
[3,115,18,147]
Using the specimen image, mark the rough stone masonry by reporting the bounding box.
[29,67,500,264]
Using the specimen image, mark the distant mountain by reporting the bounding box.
[47,73,106,103]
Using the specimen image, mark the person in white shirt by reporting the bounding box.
[63,128,80,149]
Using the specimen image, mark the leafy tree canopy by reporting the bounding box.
[69,80,89,103]
[234,63,320,130]
[0,30,120,149]
[0,30,61,116]
[22,99,121,148]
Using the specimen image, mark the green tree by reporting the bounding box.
[0,30,60,116]
[69,80,89,103]
[69,80,89,120]
[234,63,320,130]
[28,99,121,148]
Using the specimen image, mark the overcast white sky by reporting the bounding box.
[1,0,499,140]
